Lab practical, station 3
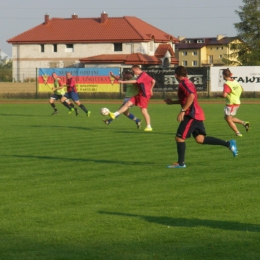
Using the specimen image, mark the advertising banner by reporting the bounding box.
[210,66,260,92]
[143,67,208,92]
[38,68,120,92]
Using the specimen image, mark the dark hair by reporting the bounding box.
[132,65,141,69]
[124,70,134,76]
[175,66,187,77]
[222,68,232,77]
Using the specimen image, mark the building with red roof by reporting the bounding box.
[176,35,242,67]
[7,12,179,81]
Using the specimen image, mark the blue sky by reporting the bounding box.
[1,0,244,56]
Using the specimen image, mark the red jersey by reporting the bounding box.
[178,78,205,121]
[136,72,154,97]
[66,77,77,93]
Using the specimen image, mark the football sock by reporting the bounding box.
[70,103,75,108]
[147,125,152,128]
[50,103,57,110]
[177,142,186,166]
[127,113,135,120]
[62,101,71,109]
[203,136,229,147]
[79,104,88,113]
[114,111,120,117]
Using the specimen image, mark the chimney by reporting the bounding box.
[217,34,225,41]
[44,14,49,25]
[101,11,108,23]
[71,13,78,19]
[178,36,186,41]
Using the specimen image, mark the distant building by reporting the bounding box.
[7,12,179,81]
[0,49,11,63]
[176,35,242,67]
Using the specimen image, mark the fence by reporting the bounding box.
[1,67,260,99]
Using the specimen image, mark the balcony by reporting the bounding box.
[201,59,225,66]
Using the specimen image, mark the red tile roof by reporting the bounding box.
[7,14,179,44]
[176,37,238,49]
[80,53,160,65]
[80,52,178,65]
[155,44,175,58]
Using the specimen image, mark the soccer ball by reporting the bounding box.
[100,107,110,116]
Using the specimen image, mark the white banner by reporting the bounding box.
[210,66,260,92]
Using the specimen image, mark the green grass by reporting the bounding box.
[0,101,259,260]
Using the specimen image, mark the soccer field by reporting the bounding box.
[0,101,259,260]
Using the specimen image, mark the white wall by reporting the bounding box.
[211,66,260,91]
[11,41,175,81]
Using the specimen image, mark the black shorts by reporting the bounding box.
[176,116,206,140]
[50,94,64,100]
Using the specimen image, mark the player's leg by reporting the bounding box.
[73,94,90,117]
[141,108,152,131]
[49,95,58,115]
[122,98,141,128]
[109,100,134,119]
[194,121,238,157]
[232,117,250,132]
[104,100,126,125]
[167,119,190,168]
[224,106,243,136]
[60,95,72,110]
[137,96,151,131]
[61,95,75,114]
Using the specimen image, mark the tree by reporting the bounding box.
[0,54,12,81]
[224,0,260,65]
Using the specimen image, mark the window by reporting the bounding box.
[53,44,57,53]
[220,47,224,50]
[192,61,197,66]
[40,44,45,53]
[182,51,187,56]
[216,47,219,50]
[208,55,213,63]
[183,61,187,66]
[219,55,223,58]
[65,44,74,52]
[150,41,154,51]
[197,39,204,43]
[114,43,122,52]
[192,51,197,56]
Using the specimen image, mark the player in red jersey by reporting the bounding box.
[164,66,238,168]
[61,72,91,117]
[109,65,156,131]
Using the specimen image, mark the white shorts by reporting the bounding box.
[224,105,240,116]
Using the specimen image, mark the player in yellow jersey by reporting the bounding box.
[222,68,249,137]
[49,72,78,115]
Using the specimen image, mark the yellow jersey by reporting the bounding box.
[224,80,242,105]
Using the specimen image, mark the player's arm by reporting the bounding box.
[150,79,156,96]
[118,79,137,84]
[164,98,180,105]
[109,71,121,80]
[222,84,231,98]
[177,93,195,122]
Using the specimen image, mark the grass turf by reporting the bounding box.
[0,101,259,260]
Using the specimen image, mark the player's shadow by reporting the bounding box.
[98,211,260,233]
[9,154,157,166]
